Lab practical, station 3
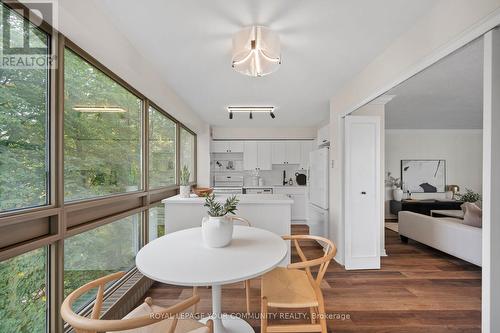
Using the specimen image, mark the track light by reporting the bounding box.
[227,106,275,120]
[270,112,275,119]
[249,111,253,119]
[229,111,233,119]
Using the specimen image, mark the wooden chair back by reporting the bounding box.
[228,216,251,226]
[282,235,337,288]
[61,271,201,333]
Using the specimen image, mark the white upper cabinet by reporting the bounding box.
[243,141,258,170]
[299,141,314,170]
[271,142,286,164]
[211,141,244,153]
[228,141,244,153]
[317,124,330,147]
[257,142,272,170]
[285,141,301,164]
[244,141,272,171]
[272,141,301,165]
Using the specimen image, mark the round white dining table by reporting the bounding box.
[136,226,288,333]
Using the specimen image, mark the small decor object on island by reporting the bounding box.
[193,187,213,197]
[202,194,239,248]
[386,172,403,201]
[179,165,191,198]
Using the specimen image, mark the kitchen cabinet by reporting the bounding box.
[211,141,244,153]
[271,141,301,165]
[299,141,314,170]
[285,141,301,164]
[273,187,307,222]
[317,124,330,147]
[244,141,272,171]
[257,142,272,170]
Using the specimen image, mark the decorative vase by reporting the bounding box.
[201,216,234,248]
[393,188,404,201]
[179,185,191,198]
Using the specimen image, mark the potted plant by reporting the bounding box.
[456,188,482,203]
[179,165,191,198]
[386,172,403,201]
[201,194,239,248]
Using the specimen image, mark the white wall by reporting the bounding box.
[55,0,211,186]
[329,0,500,266]
[211,127,317,140]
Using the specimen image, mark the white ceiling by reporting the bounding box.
[96,0,437,127]
[385,37,483,129]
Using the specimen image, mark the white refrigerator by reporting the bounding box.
[307,147,329,238]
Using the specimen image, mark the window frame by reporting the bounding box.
[0,2,198,332]
[178,125,198,185]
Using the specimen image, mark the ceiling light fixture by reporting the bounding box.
[73,106,127,113]
[232,26,281,77]
[227,106,276,120]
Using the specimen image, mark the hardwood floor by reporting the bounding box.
[143,226,481,333]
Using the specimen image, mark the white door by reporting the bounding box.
[271,142,286,164]
[257,142,272,170]
[344,115,381,270]
[285,141,301,164]
[243,141,258,170]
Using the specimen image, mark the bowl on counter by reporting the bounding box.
[193,187,213,197]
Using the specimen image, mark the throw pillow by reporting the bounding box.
[461,202,482,228]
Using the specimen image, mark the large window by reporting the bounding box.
[0,3,49,212]
[179,127,195,182]
[64,49,142,202]
[149,106,176,188]
[64,214,140,311]
[0,247,47,333]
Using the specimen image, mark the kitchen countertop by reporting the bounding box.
[163,194,293,205]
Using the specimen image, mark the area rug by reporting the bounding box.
[385,222,399,233]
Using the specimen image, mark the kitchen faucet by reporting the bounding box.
[283,170,287,186]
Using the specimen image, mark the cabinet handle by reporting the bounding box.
[361,191,367,195]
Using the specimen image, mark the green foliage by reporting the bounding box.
[149,107,176,188]
[456,188,482,203]
[0,248,46,333]
[180,165,190,185]
[204,194,239,217]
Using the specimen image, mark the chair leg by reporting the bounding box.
[245,280,251,314]
[193,286,198,314]
[317,302,327,333]
[261,297,268,333]
[310,307,317,324]
[206,319,214,333]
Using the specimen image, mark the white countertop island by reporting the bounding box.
[162,194,293,264]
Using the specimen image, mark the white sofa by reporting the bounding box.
[398,211,482,266]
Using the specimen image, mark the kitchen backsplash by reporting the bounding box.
[244,164,306,186]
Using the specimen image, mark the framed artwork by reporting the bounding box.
[401,160,446,193]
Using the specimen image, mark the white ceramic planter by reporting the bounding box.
[393,188,403,201]
[201,216,234,248]
[179,185,191,198]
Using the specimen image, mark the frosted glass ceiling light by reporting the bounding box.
[232,26,281,77]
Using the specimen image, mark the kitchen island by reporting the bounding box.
[162,194,293,263]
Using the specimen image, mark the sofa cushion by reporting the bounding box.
[461,202,482,228]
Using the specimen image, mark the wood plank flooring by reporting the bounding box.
[143,225,481,333]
